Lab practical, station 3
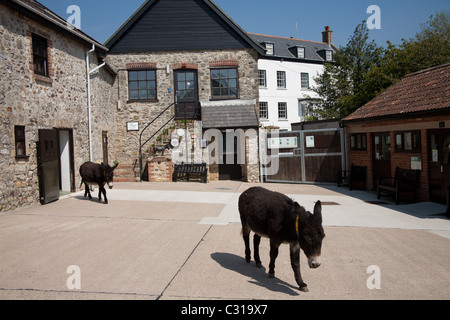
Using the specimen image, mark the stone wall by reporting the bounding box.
[106,49,260,181]
[0,4,115,211]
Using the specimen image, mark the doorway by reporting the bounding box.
[174,69,200,119]
[428,129,450,204]
[219,131,242,181]
[58,130,72,193]
[373,132,391,187]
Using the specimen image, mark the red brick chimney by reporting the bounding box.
[322,26,333,44]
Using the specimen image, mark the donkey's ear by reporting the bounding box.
[313,201,322,224]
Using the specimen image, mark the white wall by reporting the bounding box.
[258,59,324,131]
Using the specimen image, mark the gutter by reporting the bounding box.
[86,44,106,162]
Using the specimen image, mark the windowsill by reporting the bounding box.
[278,119,288,121]
[277,88,287,90]
[210,96,239,101]
[15,155,30,161]
[127,99,159,103]
[34,74,53,84]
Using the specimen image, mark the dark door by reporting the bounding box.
[219,131,242,181]
[429,129,450,204]
[373,132,391,187]
[174,69,200,120]
[37,129,60,204]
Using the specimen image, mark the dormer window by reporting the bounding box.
[325,50,333,61]
[264,42,274,55]
[297,47,305,59]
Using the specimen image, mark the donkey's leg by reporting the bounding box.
[253,234,262,268]
[242,224,251,263]
[84,183,92,200]
[290,242,308,292]
[268,239,281,278]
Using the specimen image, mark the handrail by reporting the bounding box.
[138,102,175,181]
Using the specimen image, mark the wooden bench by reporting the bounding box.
[173,162,207,183]
[338,164,367,190]
[377,167,420,205]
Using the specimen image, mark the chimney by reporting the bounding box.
[322,26,333,44]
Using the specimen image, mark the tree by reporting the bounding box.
[309,22,384,119]
[310,11,450,120]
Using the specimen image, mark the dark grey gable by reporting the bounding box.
[106,0,264,53]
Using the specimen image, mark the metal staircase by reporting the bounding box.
[138,102,175,181]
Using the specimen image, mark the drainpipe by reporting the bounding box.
[86,44,106,162]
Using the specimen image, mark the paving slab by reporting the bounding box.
[0,181,449,300]
[163,225,450,300]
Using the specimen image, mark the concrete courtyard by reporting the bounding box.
[0,181,449,300]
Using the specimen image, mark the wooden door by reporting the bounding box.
[429,129,450,204]
[37,129,60,204]
[373,132,391,187]
[174,70,200,119]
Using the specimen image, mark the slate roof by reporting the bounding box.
[343,63,450,122]
[4,0,108,53]
[201,100,259,129]
[249,33,337,63]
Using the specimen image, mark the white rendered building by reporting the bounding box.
[250,27,337,131]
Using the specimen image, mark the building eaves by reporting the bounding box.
[3,0,108,53]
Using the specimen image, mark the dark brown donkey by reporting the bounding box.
[238,187,325,292]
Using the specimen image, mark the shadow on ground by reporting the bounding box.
[211,252,300,296]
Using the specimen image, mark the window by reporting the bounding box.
[32,34,48,77]
[264,43,274,55]
[277,71,286,89]
[15,126,27,158]
[211,68,239,99]
[325,50,333,61]
[128,70,157,101]
[395,130,421,152]
[278,102,287,119]
[258,70,267,88]
[259,102,268,120]
[297,47,305,59]
[301,73,309,89]
[350,133,367,151]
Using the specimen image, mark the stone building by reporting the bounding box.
[0,0,116,211]
[0,0,268,212]
[104,0,265,183]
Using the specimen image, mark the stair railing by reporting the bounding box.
[138,102,175,181]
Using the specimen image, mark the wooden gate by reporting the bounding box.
[263,128,345,184]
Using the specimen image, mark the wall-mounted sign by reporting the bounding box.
[306,136,315,148]
[127,121,139,132]
[411,156,422,170]
[268,137,298,149]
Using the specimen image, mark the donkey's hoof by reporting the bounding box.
[299,285,309,292]
[268,272,275,278]
[255,262,262,268]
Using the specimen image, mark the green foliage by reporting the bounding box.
[310,11,450,120]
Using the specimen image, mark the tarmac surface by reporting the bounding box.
[0,181,449,300]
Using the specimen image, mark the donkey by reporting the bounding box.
[79,162,118,204]
[238,187,325,292]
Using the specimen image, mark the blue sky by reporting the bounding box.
[40,0,449,48]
